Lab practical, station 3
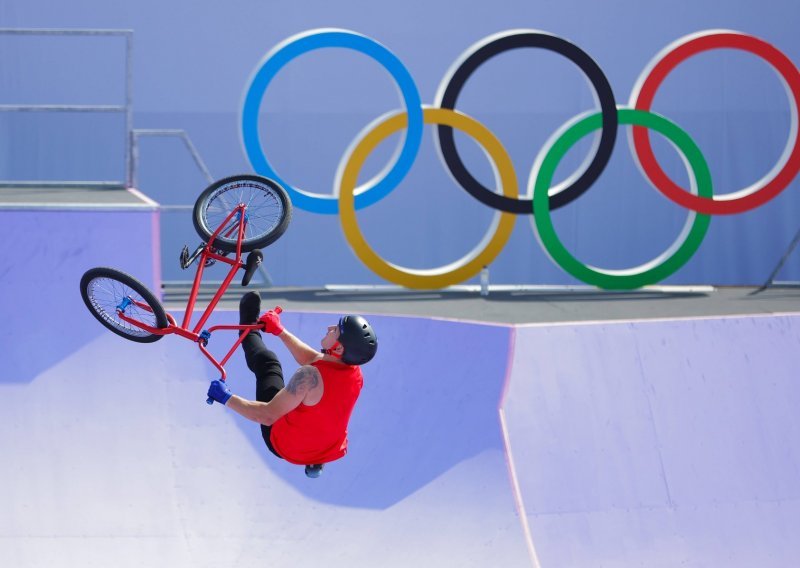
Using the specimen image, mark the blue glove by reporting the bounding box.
[207,380,232,405]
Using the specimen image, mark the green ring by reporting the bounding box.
[532,108,712,290]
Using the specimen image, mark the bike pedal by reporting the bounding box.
[242,249,263,287]
[181,243,205,269]
[179,245,190,269]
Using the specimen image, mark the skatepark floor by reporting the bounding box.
[163,283,800,324]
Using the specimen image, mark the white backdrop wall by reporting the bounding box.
[2,1,800,287]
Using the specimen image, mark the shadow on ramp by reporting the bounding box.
[217,312,514,509]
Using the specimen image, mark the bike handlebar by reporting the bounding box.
[206,306,282,406]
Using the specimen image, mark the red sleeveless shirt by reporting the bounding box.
[270,360,363,465]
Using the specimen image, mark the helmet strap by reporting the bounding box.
[322,341,344,360]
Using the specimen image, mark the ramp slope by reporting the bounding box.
[1,311,530,567]
[504,315,800,567]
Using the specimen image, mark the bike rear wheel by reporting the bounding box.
[193,174,292,253]
[80,267,169,343]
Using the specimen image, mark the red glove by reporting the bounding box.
[258,306,284,335]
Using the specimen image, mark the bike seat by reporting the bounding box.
[242,249,263,287]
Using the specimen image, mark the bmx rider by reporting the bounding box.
[207,292,378,478]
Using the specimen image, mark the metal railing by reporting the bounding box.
[131,128,274,288]
[0,28,273,289]
[0,28,133,188]
[130,128,214,188]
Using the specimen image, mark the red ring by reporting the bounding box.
[632,31,800,214]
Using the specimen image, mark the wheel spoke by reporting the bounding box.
[88,277,154,337]
[202,180,287,247]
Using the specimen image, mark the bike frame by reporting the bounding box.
[115,203,261,381]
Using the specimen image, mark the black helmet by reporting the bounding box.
[337,315,377,365]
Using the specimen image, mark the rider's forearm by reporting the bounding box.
[278,329,320,366]
[225,395,278,426]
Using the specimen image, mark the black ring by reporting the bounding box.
[436,31,618,214]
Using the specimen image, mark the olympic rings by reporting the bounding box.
[240,29,800,289]
[240,29,424,214]
[337,107,517,289]
[630,30,800,214]
[533,108,712,290]
[434,30,618,214]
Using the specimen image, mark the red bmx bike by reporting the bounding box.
[80,174,292,404]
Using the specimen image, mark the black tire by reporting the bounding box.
[193,174,292,253]
[80,267,169,343]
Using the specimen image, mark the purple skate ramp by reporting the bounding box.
[0,310,530,567]
[503,315,800,567]
[0,202,159,384]
[6,304,800,567]
[2,202,800,567]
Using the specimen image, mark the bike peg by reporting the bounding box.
[199,329,211,347]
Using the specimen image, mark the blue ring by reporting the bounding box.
[241,29,423,215]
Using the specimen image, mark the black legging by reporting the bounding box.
[241,331,285,458]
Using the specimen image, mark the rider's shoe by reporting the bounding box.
[305,464,324,478]
[239,291,262,325]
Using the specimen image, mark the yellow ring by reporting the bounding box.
[337,107,517,289]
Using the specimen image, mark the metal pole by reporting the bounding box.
[0,28,131,36]
[751,225,800,294]
[0,104,126,112]
[131,129,141,189]
[125,31,134,188]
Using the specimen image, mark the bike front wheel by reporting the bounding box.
[80,267,169,343]
[193,174,292,253]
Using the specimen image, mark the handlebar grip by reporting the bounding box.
[206,397,214,405]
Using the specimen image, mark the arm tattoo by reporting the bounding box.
[286,365,320,396]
